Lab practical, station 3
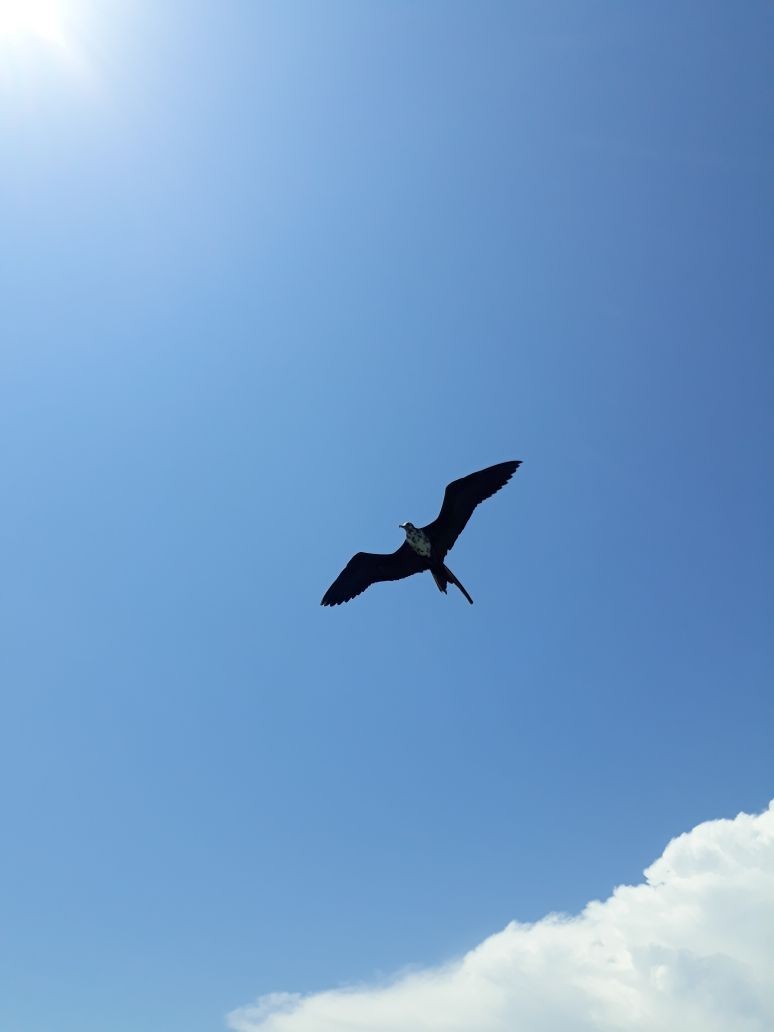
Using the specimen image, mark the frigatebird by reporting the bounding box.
[321,460,521,606]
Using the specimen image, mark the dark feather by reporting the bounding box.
[321,542,429,606]
[422,460,521,559]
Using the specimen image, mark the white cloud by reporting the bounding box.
[228,802,774,1032]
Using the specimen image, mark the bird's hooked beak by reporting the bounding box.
[398,523,406,529]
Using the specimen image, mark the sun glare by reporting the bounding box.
[0,0,67,47]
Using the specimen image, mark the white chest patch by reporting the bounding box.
[406,527,432,557]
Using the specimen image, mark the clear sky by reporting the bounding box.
[1,4,772,1032]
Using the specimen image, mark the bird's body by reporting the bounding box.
[321,460,521,607]
[403,524,432,558]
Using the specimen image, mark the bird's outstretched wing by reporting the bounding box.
[321,542,428,606]
[422,460,521,559]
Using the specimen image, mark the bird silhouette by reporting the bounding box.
[321,460,521,606]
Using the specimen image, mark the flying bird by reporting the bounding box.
[321,460,521,606]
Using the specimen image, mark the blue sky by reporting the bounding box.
[1,4,772,1031]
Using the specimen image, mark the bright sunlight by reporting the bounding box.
[0,0,68,48]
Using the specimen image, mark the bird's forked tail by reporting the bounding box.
[432,563,474,605]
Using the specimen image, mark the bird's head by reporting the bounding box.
[399,521,415,532]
